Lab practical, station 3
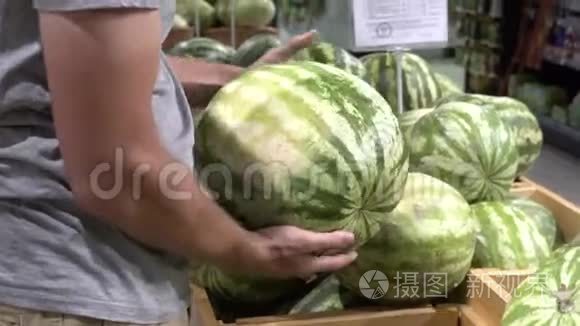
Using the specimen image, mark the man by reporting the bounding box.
[0,1,357,325]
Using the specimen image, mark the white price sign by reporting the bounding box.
[352,0,448,49]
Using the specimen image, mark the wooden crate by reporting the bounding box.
[189,179,580,326]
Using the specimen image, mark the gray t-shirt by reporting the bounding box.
[0,0,195,323]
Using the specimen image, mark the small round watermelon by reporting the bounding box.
[398,108,433,145]
[434,93,543,176]
[168,37,235,63]
[215,0,276,27]
[175,0,216,30]
[362,52,441,113]
[232,34,282,67]
[337,172,477,304]
[471,201,551,270]
[408,102,519,203]
[195,61,409,245]
[503,196,558,249]
[502,244,580,325]
[293,42,367,78]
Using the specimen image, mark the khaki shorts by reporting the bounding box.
[0,305,191,326]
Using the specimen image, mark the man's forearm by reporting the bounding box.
[83,150,257,272]
[167,56,244,108]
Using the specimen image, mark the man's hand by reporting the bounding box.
[241,226,357,280]
[253,30,317,66]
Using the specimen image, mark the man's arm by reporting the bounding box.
[38,9,356,278]
[38,8,257,272]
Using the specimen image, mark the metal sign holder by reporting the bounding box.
[389,46,410,115]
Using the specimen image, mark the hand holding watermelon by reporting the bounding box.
[242,226,358,280]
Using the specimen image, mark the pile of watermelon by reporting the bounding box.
[174,0,277,32]
[188,43,578,323]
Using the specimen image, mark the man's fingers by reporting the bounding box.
[291,229,356,254]
[300,251,359,276]
[285,30,318,52]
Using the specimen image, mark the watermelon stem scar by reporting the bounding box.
[555,284,576,313]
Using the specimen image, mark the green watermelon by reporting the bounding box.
[293,42,367,78]
[215,0,276,27]
[195,61,409,245]
[471,201,551,269]
[176,0,216,30]
[232,34,282,67]
[191,264,305,303]
[408,102,519,203]
[434,72,463,97]
[337,173,477,304]
[362,52,441,114]
[503,197,558,249]
[168,37,235,63]
[287,276,348,314]
[434,94,543,176]
[502,244,580,325]
[398,108,433,145]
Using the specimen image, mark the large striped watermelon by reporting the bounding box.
[215,0,276,27]
[336,173,477,304]
[293,42,367,78]
[232,34,282,67]
[503,196,558,249]
[398,108,433,145]
[408,102,519,203]
[195,61,409,245]
[191,264,306,303]
[362,53,441,113]
[471,201,551,269]
[168,37,235,63]
[434,94,543,176]
[502,244,580,325]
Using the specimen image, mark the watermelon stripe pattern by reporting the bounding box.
[168,37,235,63]
[434,72,463,97]
[434,94,543,176]
[398,108,433,145]
[288,276,347,314]
[293,42,367,78]
[362,53,441,113]
[471,201,551,269]
[195,61,409,245]
[337,173,477,303]
[408,102,519,203]
[232,34,282,67]
[502,244,580,325]
[504,197,558,249]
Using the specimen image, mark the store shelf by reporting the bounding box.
[537,115,580,158]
